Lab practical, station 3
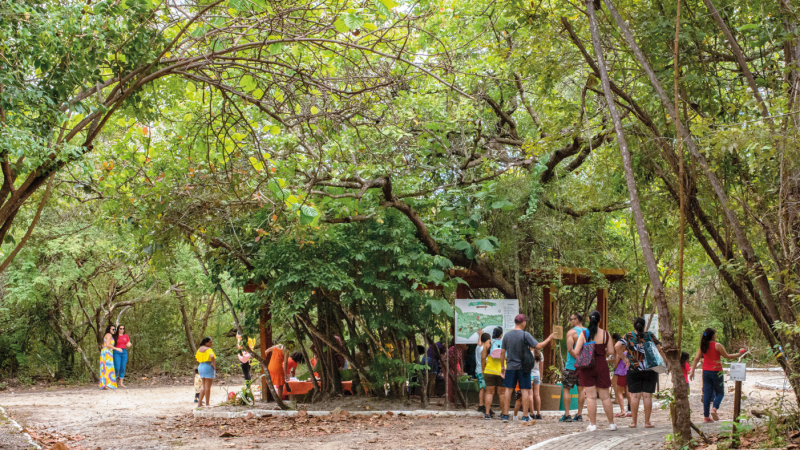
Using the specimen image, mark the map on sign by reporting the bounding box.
[454,299,519,344]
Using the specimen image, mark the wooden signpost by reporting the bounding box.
[729,363,746,432]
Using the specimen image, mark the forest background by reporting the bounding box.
[0,0,798,439]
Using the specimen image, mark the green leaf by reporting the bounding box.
[375,0,390,16]
[334,19,349,33]
[344,14,365,30]
[379,0,398,10]
[270,126,281,135]
[300,205,319,225]
[310,106,320,114]
[474,238,496,255]
[429,269,445,284]
[491,200,514,210]
[454,240,475,259]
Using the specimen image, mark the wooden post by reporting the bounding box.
[259,305,272,401]
[597,288,608,330]
[733,380,742,431]
[542,285,554,375]
[455,283,469,300]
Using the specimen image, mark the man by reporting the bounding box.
[500,314,556,422]
[475,331,491,414]
[561,312,587,422]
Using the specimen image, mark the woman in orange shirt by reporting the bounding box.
[264,344,289,398]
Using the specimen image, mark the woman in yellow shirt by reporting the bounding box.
[196,337,216,407]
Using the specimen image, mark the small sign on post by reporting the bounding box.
[553,325,564,340]
[729,363,745,430]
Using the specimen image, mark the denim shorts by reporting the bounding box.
[198,362,215,379]
[532,376,541,385]
[503,369,532,390]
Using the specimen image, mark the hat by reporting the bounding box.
[514,314,527,324]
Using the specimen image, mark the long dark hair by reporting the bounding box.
[104,324,115,336]
[587,310,601,340]
[633,317,646,336]
[492,326,503,340]
[680,352,690,365]
[199,337,212,347]
[113,324,124,342]
[700,328,716,354]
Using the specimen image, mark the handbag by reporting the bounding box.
[574,329,596,369]
[641,332,667,374]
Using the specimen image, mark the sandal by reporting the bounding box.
[615,412,625,418]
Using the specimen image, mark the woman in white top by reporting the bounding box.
[531,349,543,419]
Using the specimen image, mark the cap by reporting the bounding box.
[514,314,527,324]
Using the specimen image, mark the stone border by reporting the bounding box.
[193,408,485,419]
[0,405,42,450]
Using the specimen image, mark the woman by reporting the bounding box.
[264,343,289,398]
[690,328,746,422]
[288,352,304,377]
[570,310,616,431]
[616,317,661,428]
[611,333,631,418]
[236,332,253,381]
[113,325,132,388]
[196,337,216,407]
[480,327,504,420]
[99,324,122,390]
[531,349,543,420]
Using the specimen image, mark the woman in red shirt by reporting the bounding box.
[113,325,132,388]
[689,328,746,422]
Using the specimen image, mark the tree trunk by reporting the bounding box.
[585,0,691,441]
[51,315,99,382]
[169,276,196,354]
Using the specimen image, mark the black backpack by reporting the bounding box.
[521,337,536,373]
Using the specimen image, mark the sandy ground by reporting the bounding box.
[0,369,794,450]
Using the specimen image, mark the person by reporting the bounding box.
[196,337,216,407]
[611,333,631,418]
[481,327,504,419]
[476,332,490,414]
[445,340,467,405]
[422,341,444,397]
[531,349,543,420]
[500,314,556,423]
[99,324,121,390]
[617,317,662,428]
[236,332,254,381]
[569,310,616,431]
[689,328,746,423]
[680,351,691,393]
[288,352,304,377]
[561,312,587,422]
[264,343,289,398]
[194,368,202,402]
[113,325,131,388]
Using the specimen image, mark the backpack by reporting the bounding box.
[574,329,596,369]
[521,334,536,373]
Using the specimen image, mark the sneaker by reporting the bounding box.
[535,414,543,420]
[500,414,510,423]
[489,409,496,417]
[703,417,714,423]
[521,416,531,423]
[574,415,583,422]
[586,424,597,432]
[193,399,198,403]
[477,405,486,413]
[559,415,572,422]
[484,414,492,420]
[609,424,617,431]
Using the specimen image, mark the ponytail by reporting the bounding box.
[700,328,716,354]
[199,336,212,347]
[633,317,646,336]
[587,310,601,340]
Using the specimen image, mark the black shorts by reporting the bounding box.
[483,373,504,388]
[563,369,580,389]
[627,369,658,394]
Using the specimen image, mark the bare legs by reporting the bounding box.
[198,378,213,406]
[577,387,586,417]
[533,383,541,415]
[562,386,585,418]
[485,386,501,415]
[629,392,654,427]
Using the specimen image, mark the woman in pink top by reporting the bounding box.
[689,328,746,422]
[113,325,132,388]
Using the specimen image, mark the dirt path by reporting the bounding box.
[0,370,793,450]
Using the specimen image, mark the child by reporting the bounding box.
[194,368,202,403]
[680,352,691,394]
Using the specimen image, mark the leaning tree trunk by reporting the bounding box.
[585,0,691,442]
